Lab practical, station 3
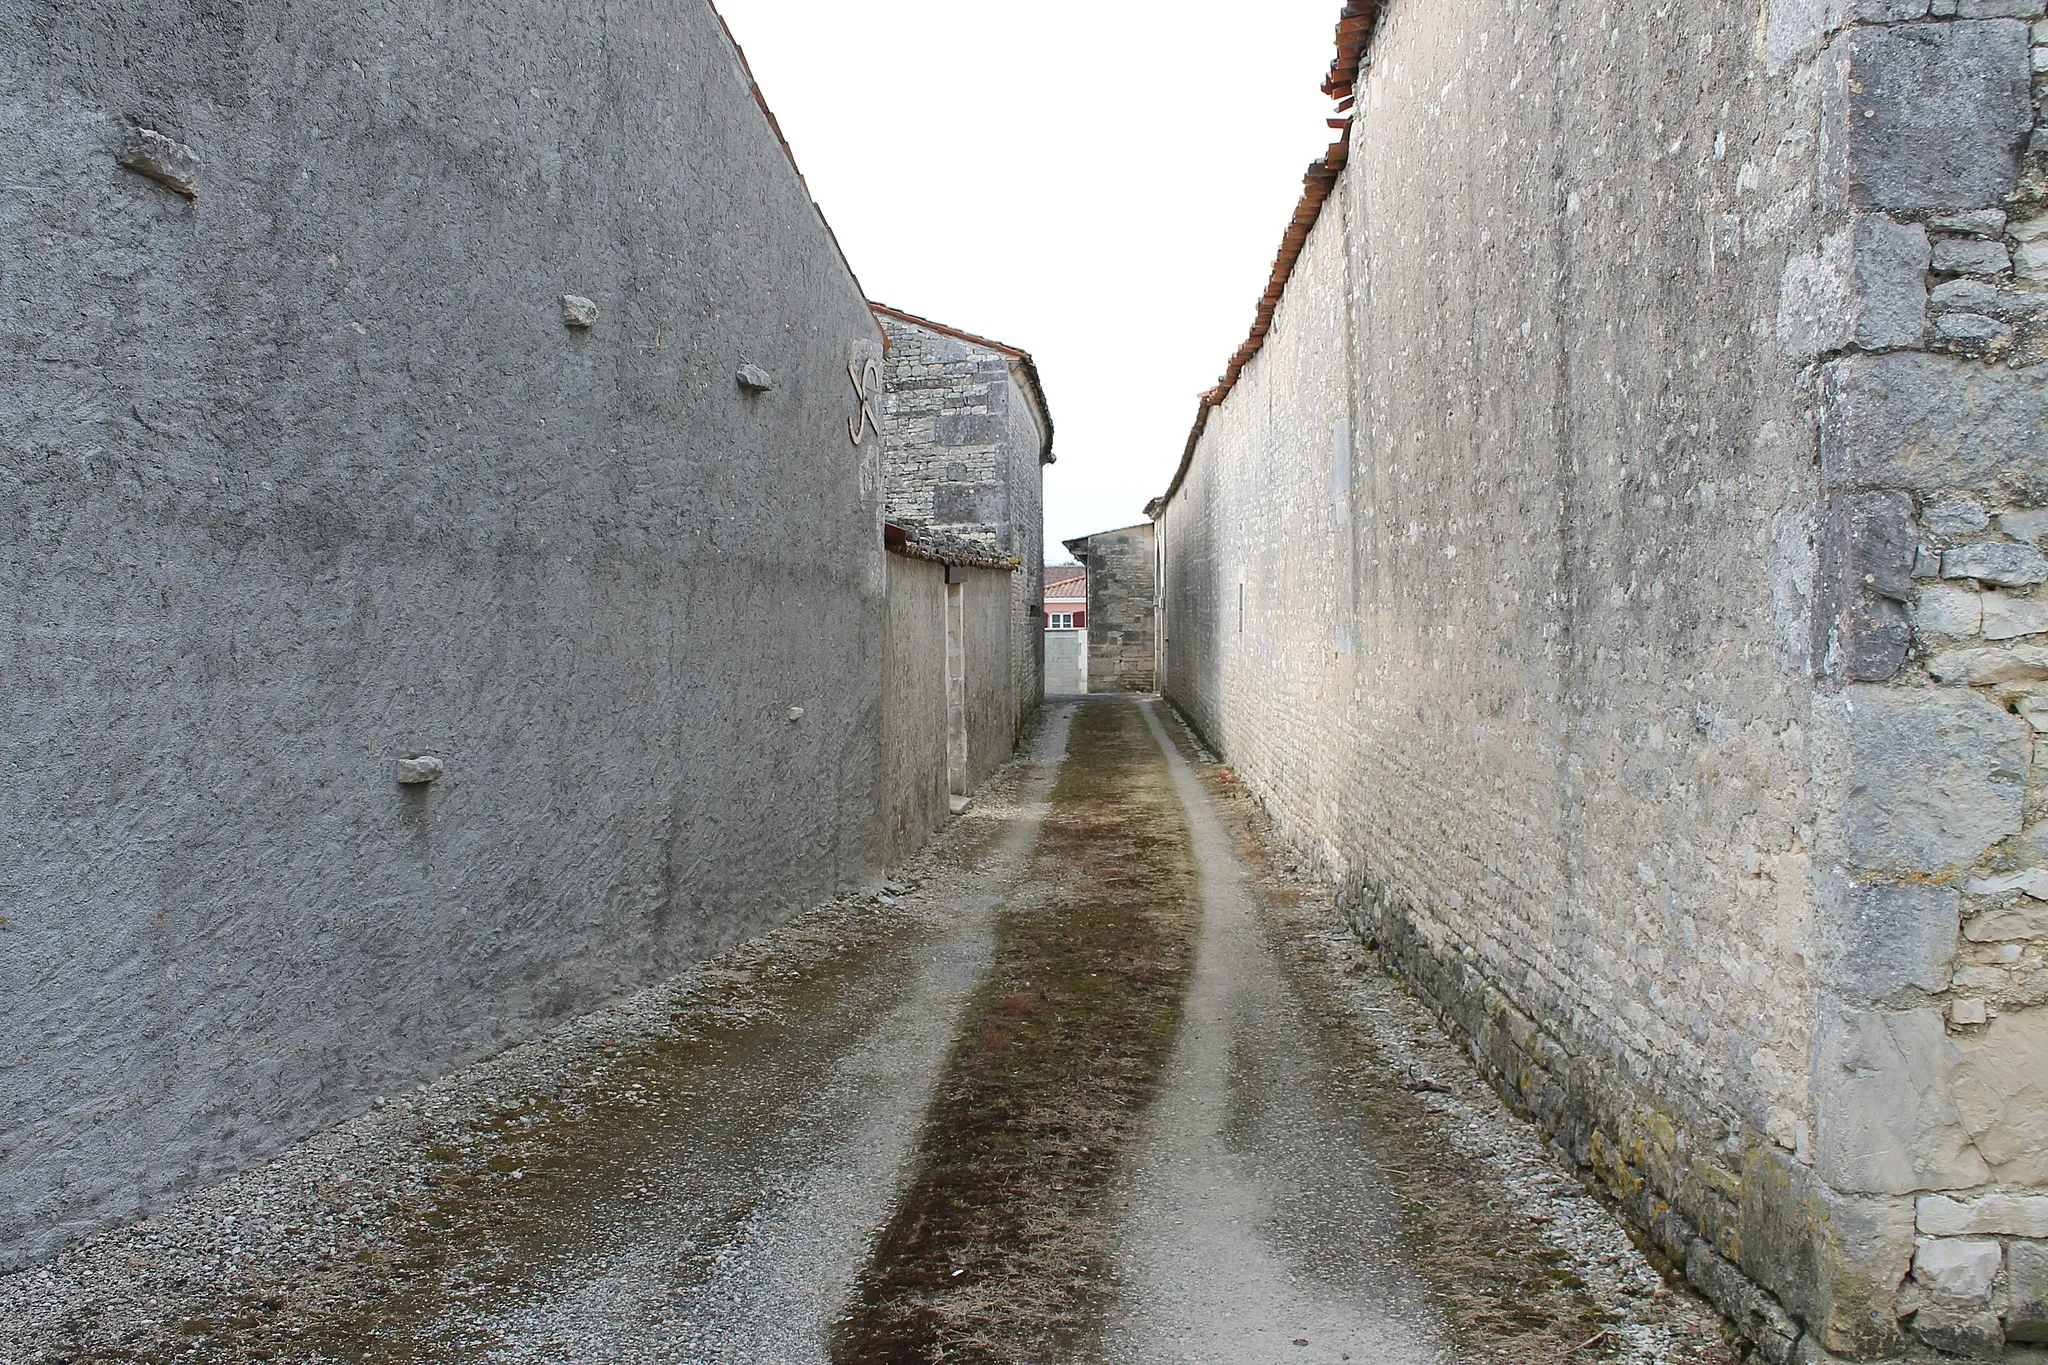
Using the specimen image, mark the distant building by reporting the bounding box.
[1062,524,1156,694]
[875,303,1055,760]
[1043,564,1088,694]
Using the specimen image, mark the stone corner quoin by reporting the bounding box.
[1148,0,2048,1358]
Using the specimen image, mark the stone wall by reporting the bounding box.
[881,556,950,867]
[1044,630,1087,695]
[876,307,1051,743]
[1154,0,2048,1357]
[0,0,891,1270]
[1068,524,1157,693]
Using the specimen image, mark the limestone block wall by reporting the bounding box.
[876,308,1050,742]
[0,0,890,1270]
[1070,524,1158,693]
[1155,0,2048,1356]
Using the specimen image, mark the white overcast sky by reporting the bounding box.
[711,0,1344,563]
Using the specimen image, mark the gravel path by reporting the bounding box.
[1,698,1739,1364]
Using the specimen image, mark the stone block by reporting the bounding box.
[1778,218,1928,358]
[1964,899,2048,940]
[1932,238,2013,275]
[1819,352,2048,494]
[1925,643,2048,684]
[1924,496,1990,535]
[1859,0,1930,13]
[1944,542,2048,586]
[2017,239,2048,283]
[1912,583,1982,638]
[1953,1008,2048,1182]
[2008,1240,2048,1342]
[1813,1000,1990,1192]
[1983,594,2048,639]
[1821,685,2028,872]
[1913,1237,2001,1300]
[1917,1192,2048,1235]
[1738,1145,1915,1355]
[2001,509,2048,545]
[1854,216,1931,349]
[1817,871,1958,997]
[1932,278,2048,320]
[935,410,1004,446]
[1687,1240,1802,1363]
[1935,313,2012,344]
[1957,0,2044,13]
[1930,209,2009,235]
[1914,1299,2006,1354]
[1843,22,2033,211]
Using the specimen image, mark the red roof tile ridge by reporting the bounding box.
[1154,0,1380,517]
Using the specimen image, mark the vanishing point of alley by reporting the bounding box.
[2,701,1737,1364]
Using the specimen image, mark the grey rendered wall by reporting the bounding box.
[0,0,888,1269]
[964,567,1018,793]
[1158,0,2048,1355]
[1083,525,1156,693]
[1044,630,1087,695]
[881,556,948,867]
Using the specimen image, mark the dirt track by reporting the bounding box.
[0,698,1738,1365]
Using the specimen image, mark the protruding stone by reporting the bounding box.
[118,126,200,197]
[561,295,600,329]
[1999,509,2048,545]
[1932,278,2048,321]
[736,364,775,392]
[1963,898,2048,941]
[1923,496,1990,535]
[1914,1299,2005,1355]
[1948,997,1988,1025]
[1929,209,2008,236]
[395,756,445,785]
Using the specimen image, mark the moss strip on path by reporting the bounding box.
[832,700,1201,1364]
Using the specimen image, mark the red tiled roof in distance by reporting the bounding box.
[1154,0,1380,517]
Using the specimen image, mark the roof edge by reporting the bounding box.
[884,520,1019,572]
[1154,0,1380,518]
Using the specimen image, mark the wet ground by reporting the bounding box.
[0,698,1739,1365]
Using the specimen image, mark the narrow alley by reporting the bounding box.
[0,701,1735,1364]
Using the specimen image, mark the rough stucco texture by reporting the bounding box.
[0,0,890,1268]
